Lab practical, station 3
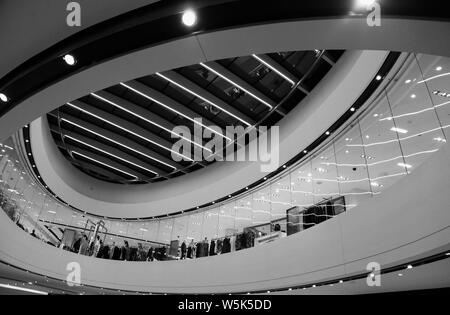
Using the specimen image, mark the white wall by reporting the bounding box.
[1,144,449,293]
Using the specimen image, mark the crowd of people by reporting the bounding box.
[62,230,258,262]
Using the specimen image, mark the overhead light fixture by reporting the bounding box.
[350,107,356,112]
[436,66,443,71]
[181,9,197,27]
[200,62,273,109]
[0,93,8,102]
[405,79,412,84]
[72,151,138,179]
[376,75,382,81]
[398,273,403,277]
[411,94,417,99]
[62,54,76,66]
[91,93,211,153]
[0,284,47,295]
[407,264,413,269]
[398,162,412,169]
[251,54,296,86]
[156,73,251,127]
[64,135,158,176]
[390,127,408,134]
[65,103,192,162]
[120,82,232,142]
[325,131,330,136]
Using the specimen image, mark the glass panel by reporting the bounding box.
[334,120,371,210]
[415,54,450,140]
[359,93,406,194]
[387,56,447,174]
[252,186,271,225]
[270,174,291,221]
[235,195,253,232]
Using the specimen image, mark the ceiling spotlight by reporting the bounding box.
[407,264,413,269]
[405,79,412,84]
[376,75,382,81]
[325,131,330,136]
[303,150,308,154]
[436,66,443,71]
[0,93,8,102]
[398,273,403,277]
[411,94,416,99]
[350,107,356,112]
[182,9,197,27]
[62,54,76,66]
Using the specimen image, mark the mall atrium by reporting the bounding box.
[0,0,449,296]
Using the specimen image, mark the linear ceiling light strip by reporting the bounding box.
[64,135,158,176]
[119,82,232,143]
[200,62,274,109]
[90,92,211,153]
[251,54,296,86]
[155,72,252,127]
[71,151,138,179]
[60,117,177,170]
[66,102,193,162]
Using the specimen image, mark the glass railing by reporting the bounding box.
[1,52,449,262]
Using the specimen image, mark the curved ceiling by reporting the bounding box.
[46,50,343,184]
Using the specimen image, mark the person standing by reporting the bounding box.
[78,234,89,256]
[181,241,187,260]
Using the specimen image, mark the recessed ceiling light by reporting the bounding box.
[390,127,408,134]
[181,9,197,27]
[373,113,379,117]
[303,150,308,154]
[325,131,330,136]
[398,273,403,277]
[411,94,416,99]
[376,75,382,81]
[407,264,413,269]
[350,107,356,112]
[0,93,8,102]
[62,54,76,66]
[405,79,411,84]
[436,66,443,71]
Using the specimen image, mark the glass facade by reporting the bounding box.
[0,53,449,259]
